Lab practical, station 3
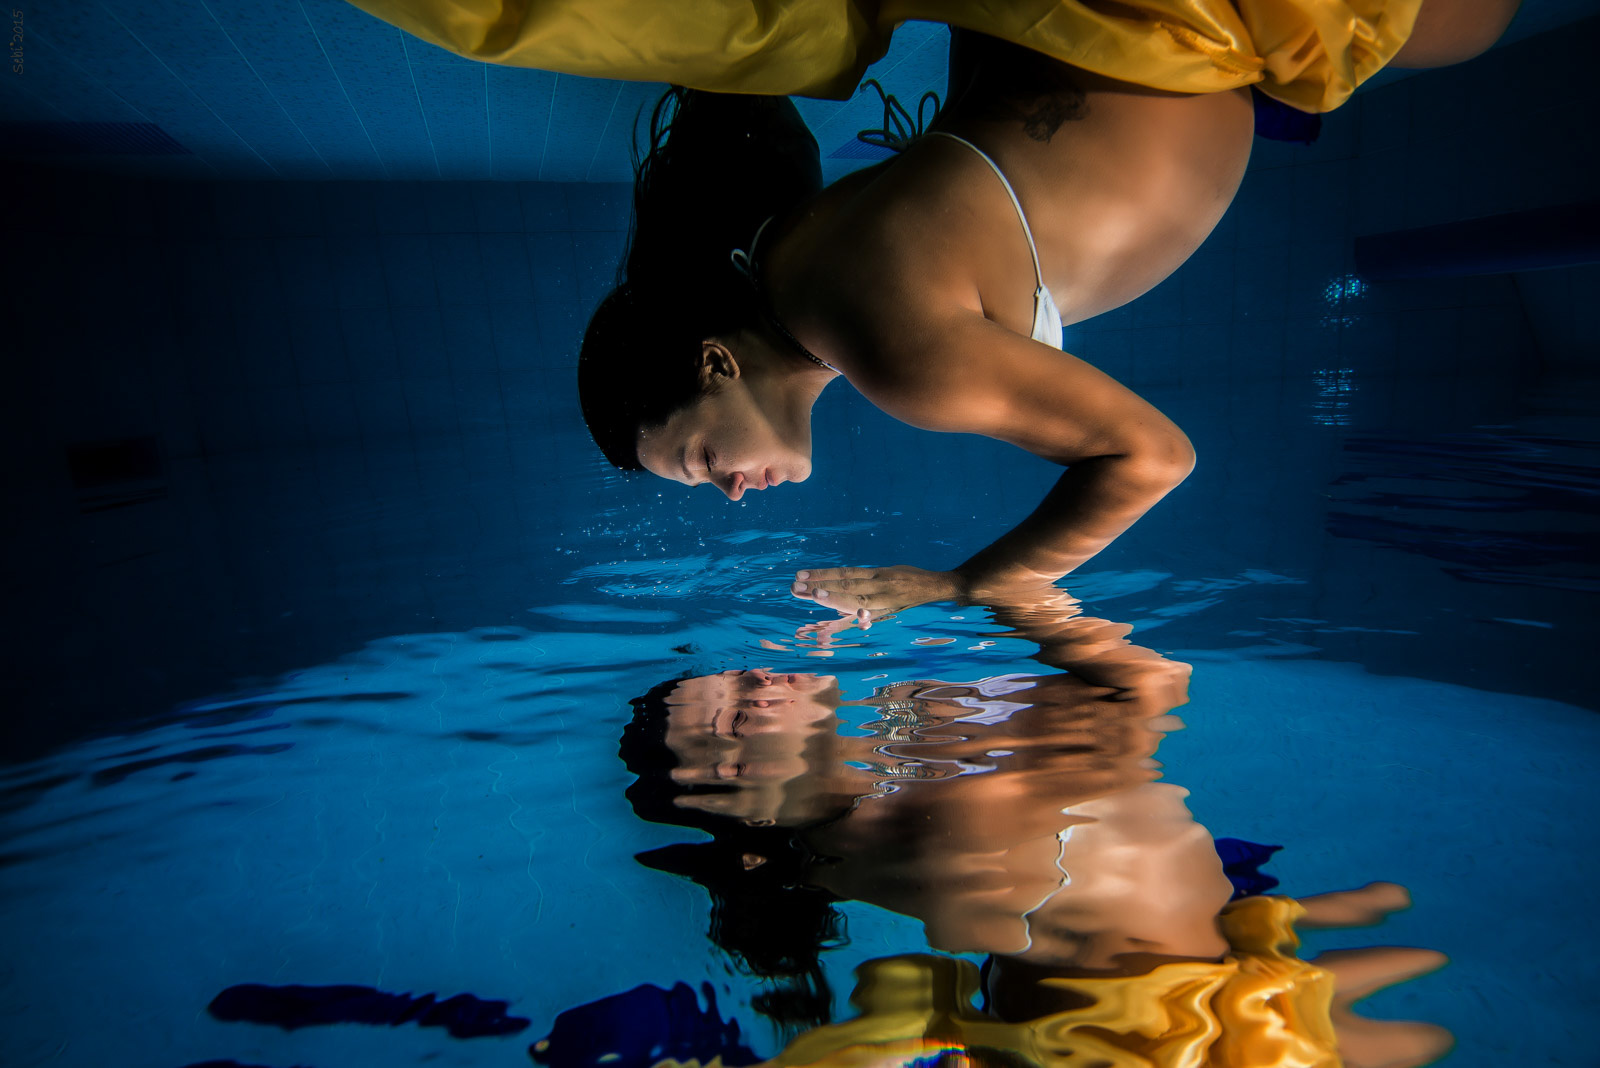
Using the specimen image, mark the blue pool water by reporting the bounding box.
[3,367,1597,1065]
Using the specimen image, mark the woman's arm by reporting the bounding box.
[795,309,1193,615]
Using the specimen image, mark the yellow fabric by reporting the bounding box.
[759,896,1342,1067]
[342,0,1420,112]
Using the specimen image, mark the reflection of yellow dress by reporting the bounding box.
[753,896,1341,1068]
[342,0,1420,112]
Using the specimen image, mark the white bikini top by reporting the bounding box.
[925,131,1065,350]
[730,130,1065,361]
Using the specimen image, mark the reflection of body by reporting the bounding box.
[618,595,1450,1062]
[619,601,1189,1029]
[621,658,1175,1025]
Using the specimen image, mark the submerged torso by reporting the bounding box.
[763,36,1255,348]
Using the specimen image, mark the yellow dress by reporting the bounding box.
[341,0,1421,113]
[746,896,1343,1068]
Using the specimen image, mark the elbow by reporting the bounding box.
[1170,434,1198,482]
[1126,431,1195,491]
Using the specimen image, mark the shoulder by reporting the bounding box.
[783,136,1005,307]
[834,306,1035,435]
[840,305,1193,473]
[781,189,999,418]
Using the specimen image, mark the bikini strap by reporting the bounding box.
[730,216,839,375]
[729,215,773,279]
[923,131,1046,290]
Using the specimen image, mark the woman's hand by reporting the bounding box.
[791,565,966,623]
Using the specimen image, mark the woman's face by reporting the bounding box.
[635,379,813,501]
[661,669,843,825]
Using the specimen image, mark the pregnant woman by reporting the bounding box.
[348,0,1521,620]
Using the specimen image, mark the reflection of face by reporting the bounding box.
[635,383,812,501]
[661,670,843,825]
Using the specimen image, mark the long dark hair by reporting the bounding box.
[578,89,823,470]
[618,675,846,1034]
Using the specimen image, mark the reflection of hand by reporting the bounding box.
[791,565,964,620]
[793,615,865,644]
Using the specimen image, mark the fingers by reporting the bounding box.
[816,588,883,608]
[790,565,935,616]
[793,576,895,610]
[792,568,879,597]
[795,568,878,582]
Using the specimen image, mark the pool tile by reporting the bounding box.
[566,184,631,231]
[339,306,400,381]
[320,183,381,236]
[287,305,353,384]
[379,233,439,306]
[422,181,476,234]
[1232,167,1294,249]
[520,184,571,232]
[478,233,535,304]
[536,302,587,364]
[488,302,540,371]
[442,304,497,377]
[526,233,579,302]
[353,376,412,440]
[430,232,487,305]
[472,181,525,232]
[1180,250,1236,326]
[328,235,388,307]
[389,301,447,380]
[273,236,337,309]
[298,381,363,444]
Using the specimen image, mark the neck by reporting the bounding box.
[736,219,841,377]
[739,324,838,403]
[747,298,838,375]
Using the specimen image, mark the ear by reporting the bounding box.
[696,339,741,391]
